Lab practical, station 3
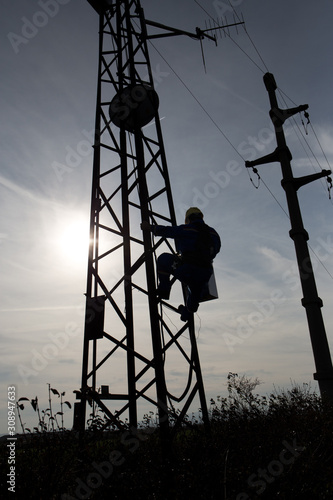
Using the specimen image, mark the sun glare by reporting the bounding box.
[57,217,90,265]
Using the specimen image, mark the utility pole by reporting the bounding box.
[73,0,234,437]
[246,72,333,400]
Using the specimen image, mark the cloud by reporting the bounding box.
[258,246,294,276]
[317,126,333,157]
[0,174,47,205]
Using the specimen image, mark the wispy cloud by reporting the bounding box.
[0,305,81,313]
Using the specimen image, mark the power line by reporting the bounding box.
[259,176,289,218]
[194,0,268,74]
[148,7,333,281]
[226,0,270,73]
[309,122,333,172]
[195,0,332,189]
[277,89,333,204]
[148,39,243,159]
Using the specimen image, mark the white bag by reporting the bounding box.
[199,269,218,302]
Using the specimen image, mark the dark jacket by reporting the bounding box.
[152,219,221,268]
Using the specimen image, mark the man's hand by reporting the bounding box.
[140,221,151,231]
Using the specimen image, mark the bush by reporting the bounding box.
[1,374,332,499]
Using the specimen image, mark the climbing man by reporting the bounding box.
[141,207,221,321]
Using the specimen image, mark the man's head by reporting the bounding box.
[185,207,204,224]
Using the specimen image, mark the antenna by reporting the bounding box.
[198,16,245,71]
[201,16,245,42]
[144,16,244,72]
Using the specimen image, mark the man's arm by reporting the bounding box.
[140,221,152,231]
[141,222,183,239]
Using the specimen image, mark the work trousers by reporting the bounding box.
[157,252,212,312]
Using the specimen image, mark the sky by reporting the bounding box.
[1,0,333,434]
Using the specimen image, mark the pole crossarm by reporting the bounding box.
[245,146,291,168]
[269,104,309,126]
[244,71,333,400]
[246,152,331,192]
[287,169,332,191]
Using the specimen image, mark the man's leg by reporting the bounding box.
[187,269,212,312]
[156,253,179,299]
[176,266,212,320]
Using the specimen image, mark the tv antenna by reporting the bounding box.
[144,15,244,72]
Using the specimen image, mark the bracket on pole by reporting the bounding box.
[246,152,332,192]
[286,169,332,191]
[245,146,291,169]
[269,104,309,127]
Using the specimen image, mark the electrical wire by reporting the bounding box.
[277,90,332,171]
[192,0,333,281]
[153,44,333,282]
[194,0,268,74]
[140,5,333,294]
[275,75,333,207]
[195,0,333,193]
[147,40,242,160]
[226,0,270,73]
[309,122,332,172]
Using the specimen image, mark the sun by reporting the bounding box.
[57,216,90,266]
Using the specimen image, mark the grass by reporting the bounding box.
[1,374,333,499]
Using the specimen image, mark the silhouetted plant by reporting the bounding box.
[15,385,71,433]
[16,397,30,434]
[86,410,105,431]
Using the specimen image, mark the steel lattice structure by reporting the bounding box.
[73,0,210,435]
